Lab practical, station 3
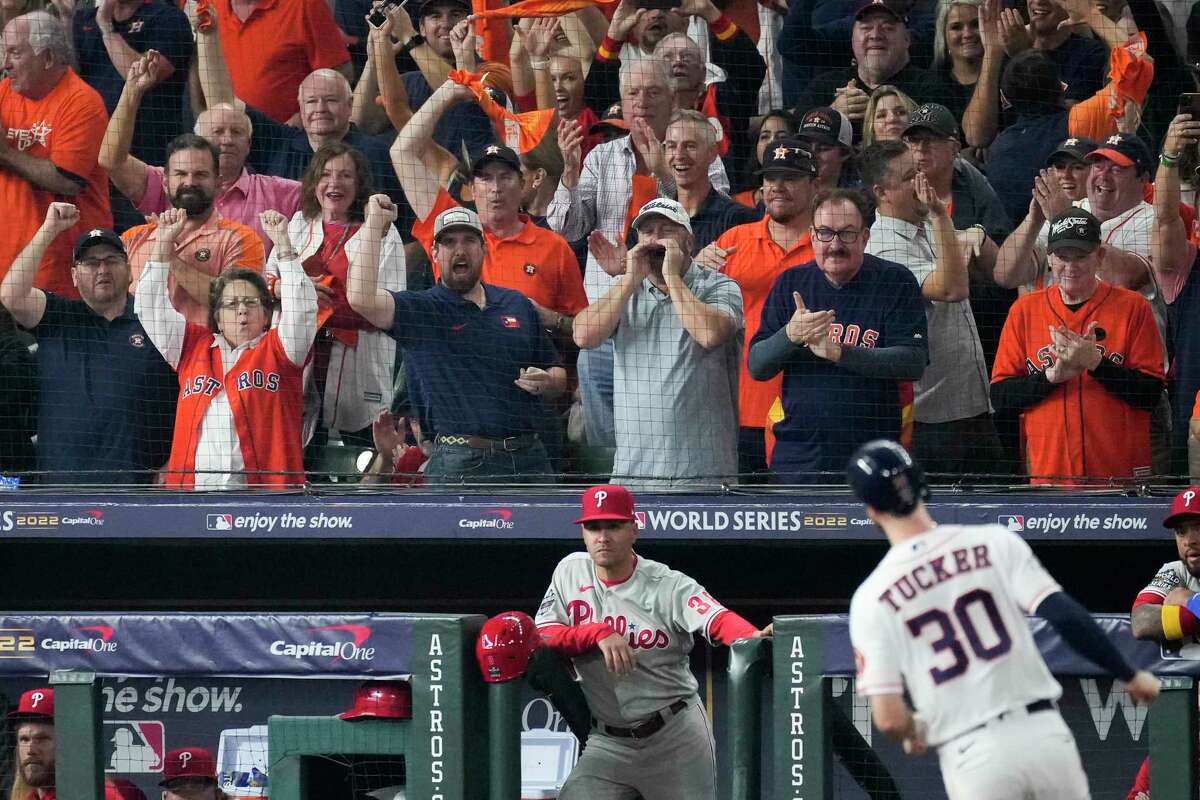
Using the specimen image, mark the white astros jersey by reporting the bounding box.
[849,524,1064,747]
[1139,560,1200,599]
[535,552,727,726]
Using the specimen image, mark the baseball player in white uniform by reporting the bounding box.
[846,440,1160,800]
[535,484,771,800]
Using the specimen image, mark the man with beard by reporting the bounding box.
[8,688,129,800]
[1131,488,1200,643]
[575,198,742,488]
[862,141,1000,478]
[123,134,264,327]
[748,188,928,482]
[348,200,567,483]
[0,203,177,485]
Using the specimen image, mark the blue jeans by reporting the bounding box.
[424,439,553,484]
[577,341,615,448]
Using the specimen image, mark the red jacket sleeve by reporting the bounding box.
[538,622,616,656]
[1126,755,1149,800]
[708,609,759,645]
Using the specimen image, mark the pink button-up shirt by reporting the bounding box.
[138,166,302,253]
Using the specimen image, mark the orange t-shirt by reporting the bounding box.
[415,188,587,316]
[125,212,265,327]
[714,215,813,430]
[0,70,111,298]
[216,0,350,123]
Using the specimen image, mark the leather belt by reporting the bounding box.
[596,699,689,740]
[958,698,1056,740]
[435,433,538,452]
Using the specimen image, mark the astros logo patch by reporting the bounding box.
[524,264,536,275]
[195,248,212,262]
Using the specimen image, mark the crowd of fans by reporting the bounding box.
[0,0,1198,487]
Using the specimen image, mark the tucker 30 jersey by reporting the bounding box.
[535,552,727,726]
[849,524,1064,747]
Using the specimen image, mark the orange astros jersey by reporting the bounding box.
[991,281,1163,484]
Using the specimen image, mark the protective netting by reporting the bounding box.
[0,0,1195,488]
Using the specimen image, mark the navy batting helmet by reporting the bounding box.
[846,440,930,515]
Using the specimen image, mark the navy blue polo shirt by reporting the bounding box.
[387,282,561,438]
[403,71,500,159]
[988,112,1069,231]
[32,294,177,485]
[73,1,192,165]
[751,256,927,474]
[244,112,417,240]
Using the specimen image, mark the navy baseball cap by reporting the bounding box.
[1085,133,1153,175]
[758,136,818,177]
[72,228,125,262]
[903,103,960,142]
[470,143,522,176]
[1046,209,1102,254]
[1046,137,1098,166]
[798,107,853,149]
[415,0,470,18]
[853,0,907,23]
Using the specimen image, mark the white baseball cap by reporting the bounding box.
[630,198,693,234]
[433,206,484,241]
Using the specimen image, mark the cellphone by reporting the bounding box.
[1180,93,1200,119]
[636,0,682,10]
[367,2,396,28]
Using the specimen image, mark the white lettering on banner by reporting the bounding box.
[428,634,444,799]
[789,636,805,797]
[101,678,244,714]
[457,519,515,530]
[1080,679,1147,741]
[40,637,118,652]
[268,640,376,661]
[206,513,355,533]
[1006,514,1148,534]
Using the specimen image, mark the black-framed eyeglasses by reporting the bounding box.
[75,256,126,271]
[812,226,862,244]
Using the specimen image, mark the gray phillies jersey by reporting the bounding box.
[1139,560,1200,599]
[536,552,727,726]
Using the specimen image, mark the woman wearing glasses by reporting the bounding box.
[135,206,318,488]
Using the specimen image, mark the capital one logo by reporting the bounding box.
[269,624,376,662]
[41,624,118,653]
[458,508,514,530]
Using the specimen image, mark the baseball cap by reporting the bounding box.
[338,681,413,721]
[1046,208,1102,254]
[1163,488,1200,529]
[432,206,484,242]
[9,688,52,720]
[159,747,217,787]
[903,103,960,142]
[1046,136,1098,166]
[470,143,522,177]
[853,0,907,23]
[589,102,629,135]
[630,197,693,234]
[576,485,637,523]
[1085,132,1153,175]
[73,228,125,263]
[797,107,853,150]
[415,0,470,18]
[758,136,818,177]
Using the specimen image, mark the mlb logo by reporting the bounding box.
[207,514,233,531]
[104,720,164,773]
[502,316,520,329]
[634,511,646,529]
[998,515,1024,532]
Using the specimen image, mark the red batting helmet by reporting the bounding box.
[475,611,541,683]
[159,747,216,787]
[1164,488,1200,529]
[9,688,53,721]
[338,681,413,720]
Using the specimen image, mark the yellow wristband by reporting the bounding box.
[1162,604,1184,640]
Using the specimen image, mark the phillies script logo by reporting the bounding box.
[269,624,376,661]
[566,601,670,649]
[41,624,118,653]
[458,508,515,530]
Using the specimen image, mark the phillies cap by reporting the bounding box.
[576,485,637,523]
[1085,132,1153,175]
[797,107,853,149]
[109,778,148,800]
[470,143,522,176]
[432,206,484,242]
[73,228,126,263]
[903,103,960,142]
[1163,488,1200,529]
[1046,209,1101,254]
[338,681,413,721]
[631,197,693,234]
[159,747,217,787]
[853,0,907,23]
[1046,136,1098,166]
[9,688,53,720]
[758,136,818,177]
